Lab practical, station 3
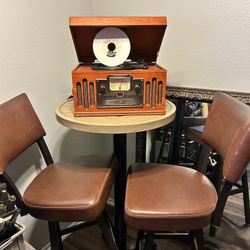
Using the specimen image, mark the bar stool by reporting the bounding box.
[125,93,250,249]
[186,127,250,236]
[0,93,118,250]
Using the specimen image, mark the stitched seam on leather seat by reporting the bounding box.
[125,205,216,219]
[24,168,112,210]
[24,200,96,210]
[24,157,115,212]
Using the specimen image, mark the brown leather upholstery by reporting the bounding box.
[125,93,250,248]
[202,93,250,183]
[24,154,117,222]
[0,93,118,249]
[0,94,45,173]
[125,163,217,231]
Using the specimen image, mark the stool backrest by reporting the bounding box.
[0,93,46,173]
[202,93,250,183]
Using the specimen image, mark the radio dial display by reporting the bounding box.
[109,76,131,91]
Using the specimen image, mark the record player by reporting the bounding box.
[69,16,167,116]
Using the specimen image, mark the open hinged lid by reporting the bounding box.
[69,16,167,64]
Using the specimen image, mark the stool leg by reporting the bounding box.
[48,221,63,250]
[241,171,250,224]
[144,231,154,250]
[135,230,144,250]
[191,229,204,250]
[209,181,233,237]
[98,211,118,250]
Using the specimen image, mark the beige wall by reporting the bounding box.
[0,0,249,249]
[93,0,250,92]
[0,1,99,249]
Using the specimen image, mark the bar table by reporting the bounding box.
[56,99,176,249]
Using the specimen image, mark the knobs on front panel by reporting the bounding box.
[134,84,140,94]
[100,85,106,95]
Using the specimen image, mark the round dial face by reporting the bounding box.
[109,76,131,91]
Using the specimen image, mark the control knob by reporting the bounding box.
[100,85,106,95]
[134,84,140,94]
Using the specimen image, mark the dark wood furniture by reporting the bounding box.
[69,16,167,116]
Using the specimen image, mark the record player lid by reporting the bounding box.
[69,16,167,64]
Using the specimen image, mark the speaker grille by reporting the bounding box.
[152,78,157,107]
[146,81,151,105]
[158,81,163,104]
[83,79,89,109]
[89,82,95,106]
[76,82,82,107]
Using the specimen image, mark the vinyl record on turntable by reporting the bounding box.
[93,27,131,67]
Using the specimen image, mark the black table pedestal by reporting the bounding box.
[114,134,127,250]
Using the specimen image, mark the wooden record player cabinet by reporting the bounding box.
[69,16,167,116]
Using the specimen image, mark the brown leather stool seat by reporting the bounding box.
[24,154,116,222]
[0,93,118,250]
[125,93,250,250]
[125,163,217,232]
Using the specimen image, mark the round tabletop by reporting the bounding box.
[56,99,176,134]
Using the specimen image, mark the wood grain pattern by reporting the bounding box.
[69,16,167,64]
[72,65,167,116]
[69,16,167,26]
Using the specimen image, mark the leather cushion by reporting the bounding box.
[125,163,218,231]
[0,93,45,173]
[202,93,250,183]
[23,154,117,222]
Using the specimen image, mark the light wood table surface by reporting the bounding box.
[56,99,176,134]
